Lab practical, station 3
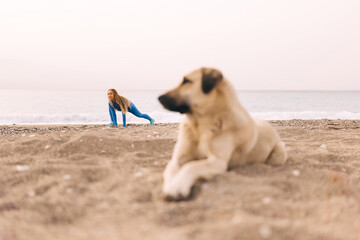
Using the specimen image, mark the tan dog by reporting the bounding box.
[158,67,287,200]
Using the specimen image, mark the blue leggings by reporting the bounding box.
[108,102,152,127]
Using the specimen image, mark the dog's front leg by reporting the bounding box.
[163,142,191,185]
[163,134,234,201]
[163,125,196,193]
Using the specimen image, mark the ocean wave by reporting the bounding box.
[251,111,360,120]
[1,111,360,124]
[0,111,184,125]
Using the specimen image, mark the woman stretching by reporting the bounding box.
[107,89,155,127]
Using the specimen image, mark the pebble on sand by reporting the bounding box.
[262,197,272,205]
[44,145,51,149]
[134,172,143,177]
[63,174,72,180]
[259,225,272,239]
[28,190,36,197]
[232,212,242,224]
[66,188,74,194]
[292,170,300,177]
[100,202,110,209]
[16,165,30,172]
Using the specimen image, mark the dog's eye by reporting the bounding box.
[182,78,192,85]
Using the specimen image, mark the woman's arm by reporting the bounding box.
[122,113,126,127]
[108,102,118,126]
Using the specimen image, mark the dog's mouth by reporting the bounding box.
[158,94,191,114]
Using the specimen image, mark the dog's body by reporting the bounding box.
[158,68,287,200]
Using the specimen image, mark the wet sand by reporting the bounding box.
[1,120,360,240]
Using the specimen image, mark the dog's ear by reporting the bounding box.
[201,68,223,94]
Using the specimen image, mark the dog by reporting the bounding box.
[158,67,287,201]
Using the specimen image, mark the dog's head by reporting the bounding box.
[158,67,223,114]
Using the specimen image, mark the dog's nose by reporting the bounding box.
[158,94,176,109]
[158,93,190,113]
[158,94,169,106]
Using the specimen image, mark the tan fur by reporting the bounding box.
[160,67,287,200]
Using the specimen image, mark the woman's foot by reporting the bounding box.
[150,119,155,125]
[108,122,117,127]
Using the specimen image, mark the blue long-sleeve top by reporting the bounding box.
[109,102,127,127]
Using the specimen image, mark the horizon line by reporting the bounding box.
[1,88,360,92]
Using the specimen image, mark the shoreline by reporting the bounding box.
[1,119,360,134]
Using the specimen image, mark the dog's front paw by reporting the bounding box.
[162,177,192,201]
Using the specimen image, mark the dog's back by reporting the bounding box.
[217,81,287,167]
[243,119,287,165]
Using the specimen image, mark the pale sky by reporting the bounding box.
[1,0,360,91]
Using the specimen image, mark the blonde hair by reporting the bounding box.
[108,89,131,114]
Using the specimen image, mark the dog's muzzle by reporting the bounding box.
[158,94,191,114]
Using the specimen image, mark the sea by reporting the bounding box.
[0,89,360,125]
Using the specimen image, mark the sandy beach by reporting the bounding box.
[1,120,360,240]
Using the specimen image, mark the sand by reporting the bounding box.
[1,120,360,240]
